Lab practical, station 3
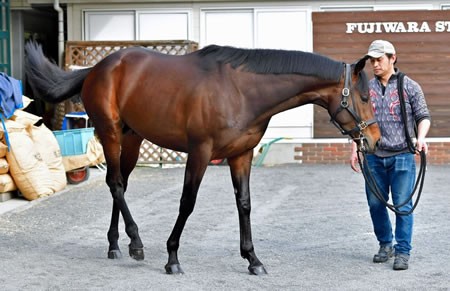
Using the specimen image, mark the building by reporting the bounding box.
[3,0,450,164]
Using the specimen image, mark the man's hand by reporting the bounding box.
[416,119,431,155]
[350,142,361,173]
[416,138,428,154]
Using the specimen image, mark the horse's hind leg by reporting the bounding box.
[106,132,144,260]
[119,132,144,191]
[165,148,210,274]
[82,72,143,261]
[94,119,143,260]
[227,150,267,275]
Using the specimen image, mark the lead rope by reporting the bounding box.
[357,72,427,216]
[357,149,426,215]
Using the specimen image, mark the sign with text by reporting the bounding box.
[346,21,450,33]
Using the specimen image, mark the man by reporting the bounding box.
[350,40,431,270]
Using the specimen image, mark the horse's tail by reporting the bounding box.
[25,41,91,104]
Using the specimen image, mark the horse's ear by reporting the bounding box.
[353,55,369,75]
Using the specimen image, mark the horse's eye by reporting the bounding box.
[361,95,369,102]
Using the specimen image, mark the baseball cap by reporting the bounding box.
[367,40,396,58]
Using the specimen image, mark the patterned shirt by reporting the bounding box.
[369,70,431,157]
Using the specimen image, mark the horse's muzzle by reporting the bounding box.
[359,136,380,154]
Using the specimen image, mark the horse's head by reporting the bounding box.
[329,57,380,153]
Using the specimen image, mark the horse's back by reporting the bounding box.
[83,46,201,104]
[81,47,217,151]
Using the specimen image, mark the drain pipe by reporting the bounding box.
[54,0,64,68]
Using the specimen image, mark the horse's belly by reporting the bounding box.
[129,122,189,153]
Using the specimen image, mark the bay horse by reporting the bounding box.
[25,42,380,275]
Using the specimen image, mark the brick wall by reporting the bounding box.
[294,140,450,165]
[426,141,450,165]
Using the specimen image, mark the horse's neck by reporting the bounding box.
[242,73,337,118]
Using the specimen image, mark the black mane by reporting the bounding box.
[197,45,343,82]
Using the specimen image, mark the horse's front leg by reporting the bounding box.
[165,148,210,274]
[227,150,267,275]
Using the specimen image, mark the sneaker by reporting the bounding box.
[393,253,409,271]
[373,245,394,263]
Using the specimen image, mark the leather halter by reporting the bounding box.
[330,64,377,145]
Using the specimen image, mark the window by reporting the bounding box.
[255,9,310,50]
[84,10,191,41]
[138,12,190,40]
[85,11,134,40]
[202,10,253,48]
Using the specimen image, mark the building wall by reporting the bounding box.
[65,2,318,144]
[60,1,448,42]
[16,0,450,165]
[292,140,450,165]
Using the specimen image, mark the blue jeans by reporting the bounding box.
[363,153,415,255]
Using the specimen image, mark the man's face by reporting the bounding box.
[369,54,395,78]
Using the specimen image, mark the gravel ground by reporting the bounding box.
[0,164,449,290]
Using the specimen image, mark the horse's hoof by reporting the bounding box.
[108,249,122,259]
[248,265,268,275]
[165,263,184,275]
[129,247,144,261]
